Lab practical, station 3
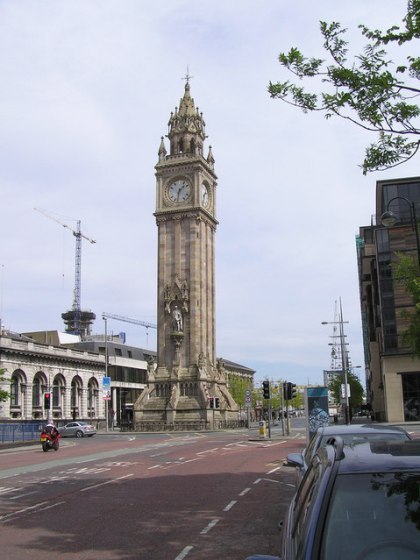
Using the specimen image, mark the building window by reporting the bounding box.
[402,373,420,421]
[10,376,19,406]
[32,378,41,407]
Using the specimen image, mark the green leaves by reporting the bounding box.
[392,254,420,356]
[269,4,420,173]
[0,368,10,403]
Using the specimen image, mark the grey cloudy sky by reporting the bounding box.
[0,0,416,386]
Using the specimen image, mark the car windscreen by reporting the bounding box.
[319,432,409,448]
[320,472,420,560]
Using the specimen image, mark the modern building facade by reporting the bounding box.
[357,176,420,422]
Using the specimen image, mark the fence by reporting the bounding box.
[0,421,44,444]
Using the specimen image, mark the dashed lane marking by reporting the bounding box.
[223,500,237,512]
[174,545,194,560]
[200,518,219,534]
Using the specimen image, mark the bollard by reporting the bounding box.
[259,420,267,439]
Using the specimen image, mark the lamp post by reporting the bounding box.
[103,316,109,433]
[322,298,351,425]
[381,196,420,267]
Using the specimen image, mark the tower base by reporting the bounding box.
[133,360,240,432]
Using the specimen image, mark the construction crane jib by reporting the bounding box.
[34,208,96,332]
[102,312,157,330]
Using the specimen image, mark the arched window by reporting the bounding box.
[87,378,99,418]
[10,376,19,406]
[32,376,42,407]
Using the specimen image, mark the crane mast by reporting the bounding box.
[34,208,96,337]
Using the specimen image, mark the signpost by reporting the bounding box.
[245,389,251,427]
[103,376,111,431]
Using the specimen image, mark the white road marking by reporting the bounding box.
[0,486,23,495]
[267,466,281,474]
[223,500,237,511]
[0,501,49,522]
[197,448,218,455]
[239,487,251,497]
[200,518,219,534]
[10,490,39,500]
[80,473,133,492]
[174,545,194,560]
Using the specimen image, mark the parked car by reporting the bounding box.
[246,438,420,560]
[286,423,411,485]
[59,421,96,438]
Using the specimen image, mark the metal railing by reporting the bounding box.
[0,421,44,444]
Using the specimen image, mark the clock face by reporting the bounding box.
[168,179,191,203]
[201,183,209,207]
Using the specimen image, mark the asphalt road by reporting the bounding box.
[0,427,306,560]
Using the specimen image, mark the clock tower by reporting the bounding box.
[135,79,237,429]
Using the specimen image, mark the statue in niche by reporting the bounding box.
[147,355,155,382]
[217,358,226,382]
[164,285,173,314]
[172,306,183,332]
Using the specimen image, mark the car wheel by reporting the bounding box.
[75,430,84,438]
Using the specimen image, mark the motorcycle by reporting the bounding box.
[40,429,60,452]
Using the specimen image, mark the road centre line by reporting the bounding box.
[174,545,194,560]
[223,500,237,512]
[239,487,251,497]
[200,518,219,534]
[80,473,133,492]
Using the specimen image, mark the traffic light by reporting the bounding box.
[262,380,270,399]
[283,382,297,400]
[209,397,220,409]
[44,392,51,409]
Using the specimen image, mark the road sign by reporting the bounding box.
[103,376,111,389]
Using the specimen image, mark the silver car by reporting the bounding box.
[60,421,96,438]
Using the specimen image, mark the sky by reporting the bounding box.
[0,0,417,388]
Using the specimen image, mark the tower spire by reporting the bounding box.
[166,78,206,157]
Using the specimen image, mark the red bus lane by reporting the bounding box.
[0,431,305,560]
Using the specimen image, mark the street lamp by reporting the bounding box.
[322,298,351,425]
[103,316,109,432]
[381,196,420,266]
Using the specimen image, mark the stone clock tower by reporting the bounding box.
[135,79,237,429]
